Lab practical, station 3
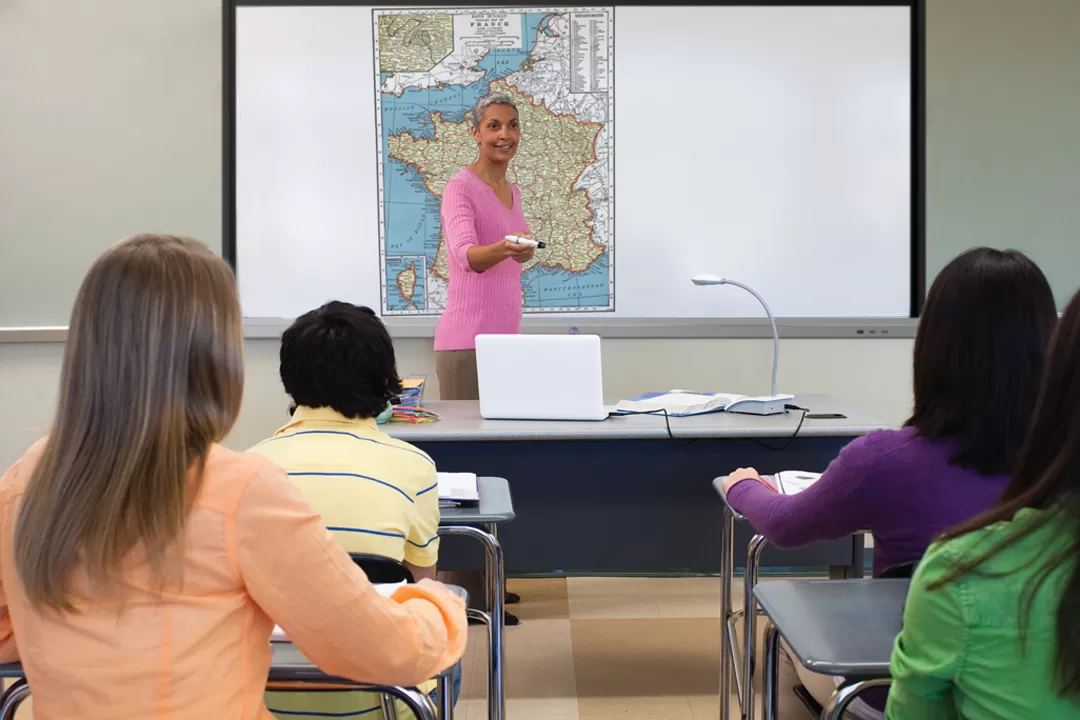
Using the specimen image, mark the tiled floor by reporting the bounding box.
[6,576,771,719]
[454,576,769,720]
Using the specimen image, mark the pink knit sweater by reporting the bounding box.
[434,168,530,352]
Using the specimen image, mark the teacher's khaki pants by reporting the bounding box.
[435,350,480,401]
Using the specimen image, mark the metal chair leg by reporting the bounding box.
[0,679,30,720]
[720,507,735,720]
[820,678,892,720]
[381,693,401,720]
[742,534,769,720]
[763,622,781,720]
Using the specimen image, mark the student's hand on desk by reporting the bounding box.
[722,467,762,493]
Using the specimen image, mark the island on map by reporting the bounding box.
[374,7,614,315]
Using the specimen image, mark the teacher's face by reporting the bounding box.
[472,105,520,165]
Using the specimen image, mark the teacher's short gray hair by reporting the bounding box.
[466,93,518,130]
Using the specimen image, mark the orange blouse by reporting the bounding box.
[0,442,467,719]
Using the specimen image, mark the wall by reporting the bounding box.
[3,0,1079,469]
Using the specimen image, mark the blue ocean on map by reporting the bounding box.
[382,12,609,313]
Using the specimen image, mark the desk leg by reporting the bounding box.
[486,523,506,720]
[0,679,29,720]
[821,678,892,720]
[437,670,455,720]
[763,622,780,720]
[742,535,768,720]
[720,507,734,720]
[439,524,505,720]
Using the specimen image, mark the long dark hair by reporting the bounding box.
[906,247,1057,475]
[933,286,1079,698]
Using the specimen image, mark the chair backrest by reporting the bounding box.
[880,559,918,579]
[348,553,415,584]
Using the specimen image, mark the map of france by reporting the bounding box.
[374,7,615,315]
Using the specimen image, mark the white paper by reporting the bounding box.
[270,582,406,642]
[773,471,822,495]
[437,472,478,502]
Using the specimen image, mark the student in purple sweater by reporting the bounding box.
[722,247,1058,719]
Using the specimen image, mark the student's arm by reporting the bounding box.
[235,461,466,687]
[886,542,966,719]
[404,465,441,583]
[724,435,880,548]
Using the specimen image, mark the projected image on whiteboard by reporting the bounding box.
[377,8,615,315]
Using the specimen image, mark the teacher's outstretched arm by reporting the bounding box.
[442,181,530,272]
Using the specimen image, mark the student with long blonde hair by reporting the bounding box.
[0,234,466,719]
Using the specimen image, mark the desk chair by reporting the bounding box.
[348,553,463,720]
[350,553,416,584]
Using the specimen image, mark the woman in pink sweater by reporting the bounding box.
[435,92,533,400]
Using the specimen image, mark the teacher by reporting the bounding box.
[434,92,533,401]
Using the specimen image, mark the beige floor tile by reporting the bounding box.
[571,618,724,698]
[460,623,491,700]
[578,695,696,720]
[567,578,660,620]
[507,577,570,621]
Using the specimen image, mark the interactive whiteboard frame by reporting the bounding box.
[220,0,926,340]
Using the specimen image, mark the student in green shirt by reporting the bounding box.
[887,286,1080,719]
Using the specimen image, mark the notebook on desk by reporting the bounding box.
[437,472,479,508]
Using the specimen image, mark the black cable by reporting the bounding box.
[751,408,809,451]
[607,408,674,440]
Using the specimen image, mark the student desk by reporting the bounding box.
[756,579,907,720]
[439,476,514,720]
[713,480,872,720]
[389,395,888,575]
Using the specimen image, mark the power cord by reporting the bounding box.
[750,404,809,451]
[610,403,811,446]
[607,408,675,440]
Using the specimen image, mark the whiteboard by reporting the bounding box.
[231,4,914,322]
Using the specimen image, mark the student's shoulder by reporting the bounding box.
[371,432,436,477]
[840,426,938,466]
[0,437,49,496]
[198,444,290,511]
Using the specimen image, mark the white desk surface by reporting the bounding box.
[387,394,889,442]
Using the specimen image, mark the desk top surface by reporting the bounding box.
[439,476,515,523]
[754,579,908,678]
[388,395,888,442]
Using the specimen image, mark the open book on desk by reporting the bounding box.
[271,582,406,642]
[613,391,747,417]
[437,472,479,508]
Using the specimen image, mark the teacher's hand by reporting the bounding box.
[500,238,534,264]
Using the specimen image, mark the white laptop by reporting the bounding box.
[475,334,609,421]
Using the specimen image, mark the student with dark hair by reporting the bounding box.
[251,301,454,719]
[721,247,1058,718]
[888,286,1080,718]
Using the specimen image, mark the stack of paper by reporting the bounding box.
[271,582,406,642]
[437,472,479,508]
